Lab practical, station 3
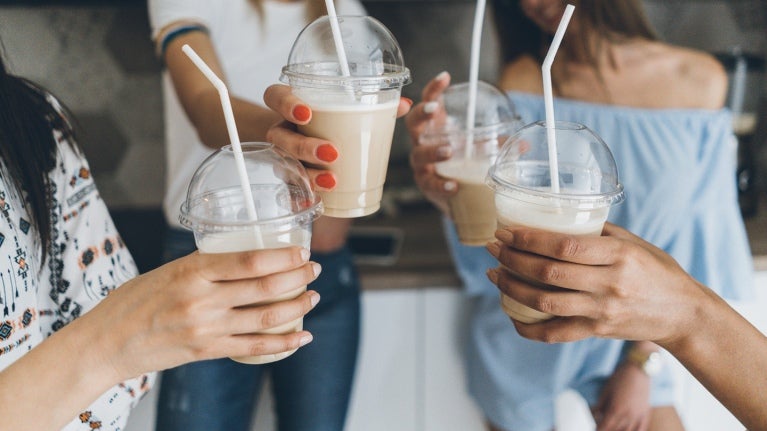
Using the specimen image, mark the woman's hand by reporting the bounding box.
[403,71,456,214]
[88,246,321,381]
[263,84,413,191]
[485,223,705,347]
[593,362,651,431]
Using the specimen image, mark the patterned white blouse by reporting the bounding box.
[0,130,155,430]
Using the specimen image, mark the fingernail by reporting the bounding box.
[486,268,499,284]
[436,145,452,158]
[316,144,338,162]
[402,97,414,108]
[435,70,449,81]
[299,333,314,347]
[486,241,501,257]
[309,291,321,307]
[311,262,322,277]
[300,248,311,262]
[292,104,311,122]
[423,101,439,114]
[444,181,457,192]
[495,229,513,243]
[315,173,336,189]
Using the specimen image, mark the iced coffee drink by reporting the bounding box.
[421,81,521,245]
[180,142,323,364]
[281,15,410,218]
[487,121,624,323]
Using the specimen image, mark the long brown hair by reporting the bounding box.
[248,0,332,23]
[493,0,658,67]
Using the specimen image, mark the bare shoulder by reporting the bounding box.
[498,55,543,95]
[655,43,728,109]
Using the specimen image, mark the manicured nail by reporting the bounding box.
[300,248,311,262]
[486,268,499,284]
[315,173,336,189]
[402,97,414,108]
[311,262,322,277]
[436,145,452,158]
[316,144,338,162]
[495,229,513,243]
[444,181,457,192]
[299,333,314,347]
[423,101,439,114]
[309,291,321,307]
[292,104,311,122]
[435,70,449,81]
[486,241,501,257]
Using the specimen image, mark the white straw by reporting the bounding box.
[542,4,575,194]
[325,0,351,77]
[182,44,263,247]
[465,0,486,159]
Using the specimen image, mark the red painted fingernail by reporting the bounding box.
[315,173,336,189]
[293,104,311,122]
[316,144,338,162]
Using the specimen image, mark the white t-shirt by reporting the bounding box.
[148,0,366,228]
[0,130,154,430]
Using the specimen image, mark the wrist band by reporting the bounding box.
[158,23,209,59]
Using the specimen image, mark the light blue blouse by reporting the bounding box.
[449,91,754,300]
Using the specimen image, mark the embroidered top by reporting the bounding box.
[0,130,155,430]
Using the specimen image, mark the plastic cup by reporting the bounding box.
[280,15,411,218]
[419,81,522,246]
[179,142,323,364]
[487,121,624,323]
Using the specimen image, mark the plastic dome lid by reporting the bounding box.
[487,121,625,207]
[179,142,323,233]
[420,81,522,141]
[280,15,411,90]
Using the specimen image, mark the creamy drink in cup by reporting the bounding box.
[280,15,411,218]
[420,81,521,245]
[487,121,624,323]
[179,142,323,364]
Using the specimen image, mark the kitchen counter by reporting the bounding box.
[355,190,767,291]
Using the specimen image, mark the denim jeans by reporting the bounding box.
[155,228,361,431]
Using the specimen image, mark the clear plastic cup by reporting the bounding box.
[419,81,522,246]
[179,142,323,364]
[487,121,624,323]
[280,15,411,218]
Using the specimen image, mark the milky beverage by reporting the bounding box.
[495,192,609,323]
[197,228,311,364]
[298,99,399,218]
[435,158,497,246]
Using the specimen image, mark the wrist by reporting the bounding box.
[624,345,663,377]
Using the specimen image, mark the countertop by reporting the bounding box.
[355,192,767,290]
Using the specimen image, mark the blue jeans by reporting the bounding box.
[155,228,361,431]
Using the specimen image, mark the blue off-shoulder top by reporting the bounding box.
[448,91,753,300]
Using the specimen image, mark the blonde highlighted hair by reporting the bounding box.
[248,0,331,22]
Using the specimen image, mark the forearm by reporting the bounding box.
[662,286,767,430]
[311,217,353,252]
[189,90,282,149]
[0,316,118,431]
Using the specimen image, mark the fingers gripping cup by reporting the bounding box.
[280,15,411,218]
[487,121,624,323]
[179,142,323,364]
[420,81,522,246]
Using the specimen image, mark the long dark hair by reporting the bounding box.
[492,0,658,66]
[0,48,78,263]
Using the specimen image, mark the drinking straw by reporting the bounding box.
[182,44,264,247]
[542,4,575,194]
[325,0,351,77]
[465,0,487,159]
